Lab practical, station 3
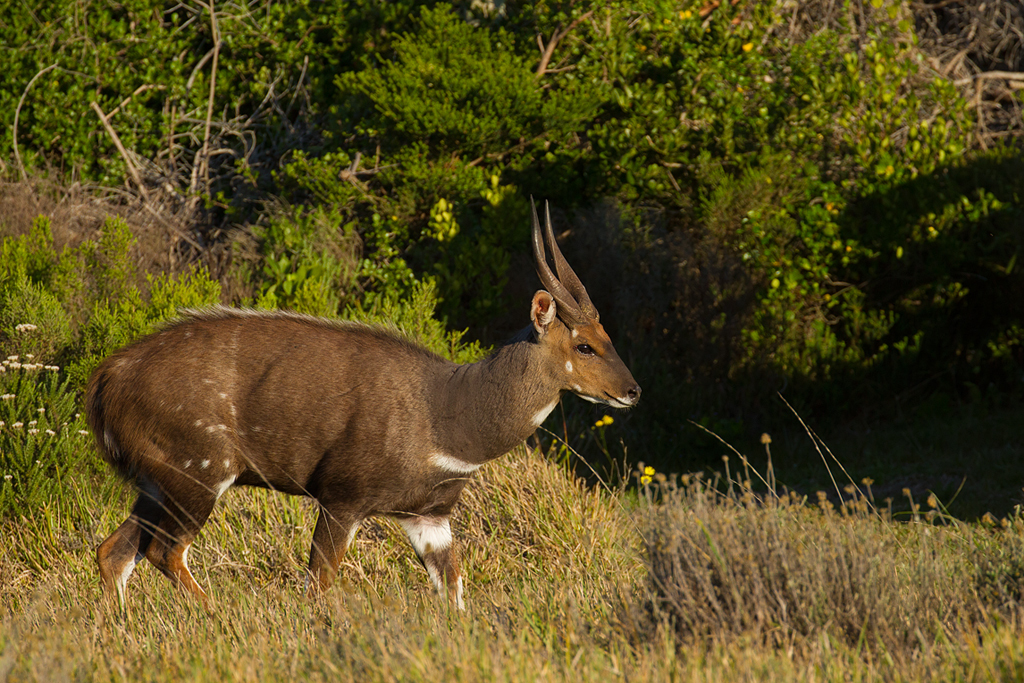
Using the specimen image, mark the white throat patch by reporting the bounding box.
[531,399,559,427]
[429,452,482,474]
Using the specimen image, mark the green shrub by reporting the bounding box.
[65,266,222,387]
[0,357,92,519]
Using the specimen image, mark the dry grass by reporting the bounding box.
[3,443,1024,681]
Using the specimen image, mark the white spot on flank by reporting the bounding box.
[531,399,559,427]
[223,459,231,469]
[183,460,192,469]
[218,392,228,399]
[206,424,228,433]
[565,360,573,373]
[200,460,210,469]
[202,378,214,385]
[229,404,237,417]
[175,404,183,412]
[215,475,236,499]
[398,516,452,557]
[194,419,203,428]
[429,452,481,474]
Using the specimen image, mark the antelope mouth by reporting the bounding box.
[603,392,639,409]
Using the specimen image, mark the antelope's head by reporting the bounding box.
[529,199,641,409]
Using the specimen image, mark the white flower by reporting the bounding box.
[28,429,39,435]
[78,430,90,436]
[28,420,37,427]
[3,474,11,481]
[6,355,18,361]
[12,422,23,429]
[45,429,56,436]
[0,421,4,428]
[45,365,60,372]
[15,324,38,333]
[8,362,20,370]
[24,353,35,359]
[22,364,38,371]
[0,394,13,401]
[37,408,45,414]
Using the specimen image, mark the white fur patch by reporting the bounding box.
[429,452,482,474]
[200,459,210,469]
[399,516,452,556]
[223,459,231,469]
[215,475,236,499]
[571,328,578,338]
[346,522,361,549]
[194,419,203,428]
[531,399,559,427]
[572,384,582,393]
[565,360,573,373]
[183,460,192,469]
[456,576,465,610]
[115,552,143,601]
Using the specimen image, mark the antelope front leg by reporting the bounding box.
[398,515,464,610]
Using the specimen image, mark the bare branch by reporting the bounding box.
[197,0,221,198]
[13,63,59,182]
[954,70,1024,87]
[105,84,168,120]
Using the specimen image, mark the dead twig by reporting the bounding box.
[536,11,594,78]
[90,101,150,202]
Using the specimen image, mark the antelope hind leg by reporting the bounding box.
[307,505,362,593]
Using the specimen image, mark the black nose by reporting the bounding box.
[626,384,641,405]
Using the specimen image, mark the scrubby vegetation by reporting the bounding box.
[2,0,1024,679]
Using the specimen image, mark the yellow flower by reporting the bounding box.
[595,415,614,427]
[680,10,692,19]
[742,43,754,52]
[644,466,655,476]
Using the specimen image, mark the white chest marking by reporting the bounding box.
[531,399,559,427]
[398,516,452,556]
[429,452,482,474]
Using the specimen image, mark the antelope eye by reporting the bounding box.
[575,343,595,356]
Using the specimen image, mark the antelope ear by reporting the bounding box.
[531,290,557,335]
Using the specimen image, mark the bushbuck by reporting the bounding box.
[88,200,641,610]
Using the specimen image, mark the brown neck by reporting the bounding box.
[429,329,563,463]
